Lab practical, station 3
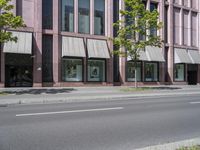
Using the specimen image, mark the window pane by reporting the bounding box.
[150,3,157,36]
[145,63,158,81]
[42,0,53,29]
[174,64,184,81]
[61,0,74,32]
[94,0,105,35]
[127,62,141,82]
[42,35,53,82]
[78,0,90,34]
[62,59,83,81]
[88,60,105,82]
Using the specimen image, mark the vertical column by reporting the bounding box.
[74,0,78,33]
[90,0,94,35]
[188,11,192,46]
[167,0,174,83]
[106,0,113,84]
[53,0,60,86]
[118,0,126,84]
[0,45,5,87]
[180,8,183,45]
[159,0,165,83]
[33,0,42,87]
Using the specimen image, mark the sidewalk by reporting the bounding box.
[0,85,200,105]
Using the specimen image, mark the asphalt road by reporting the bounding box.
[0,94,200,150]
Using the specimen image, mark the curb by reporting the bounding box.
[1,91,200,106]
[135,138,200,150]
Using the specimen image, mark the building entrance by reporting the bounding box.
[5,54,33,87]
[187,64,198,85]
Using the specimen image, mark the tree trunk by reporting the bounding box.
[134,68,137,88]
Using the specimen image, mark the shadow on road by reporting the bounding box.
[1,88,76,95]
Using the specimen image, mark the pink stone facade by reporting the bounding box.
[0,0,200,87]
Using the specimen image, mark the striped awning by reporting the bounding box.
[3,31,32,54]
[174,48,192,64]
[62,36,86,57]
[146,46,165,62]
[188,49,200,64]
[127,49,148,61]
[87,39,110,59]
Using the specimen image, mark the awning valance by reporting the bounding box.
[127,49,148,61]
[87,39,110,59]
[62,36,86,57]
[188,49,200,64]
[3,31,32,54]
[174,48,192,64]
[146,46,165,62]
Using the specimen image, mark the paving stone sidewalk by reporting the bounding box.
[0,85,200,105]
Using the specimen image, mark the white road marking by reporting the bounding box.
[16,107,124,117]
[190,102,200,104]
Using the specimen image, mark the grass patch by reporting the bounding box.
[177,145,200,150]
[120,87,153,92]
[0,92,8,96]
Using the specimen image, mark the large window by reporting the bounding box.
[127,62,142,82]
[88,60,105,82]
[183,10,189,46]
[42,0,53,29]
[191,12,197,47]
[78,0,90,34]
[42,35,53,82]
[61,0,74,32]
[150,3,158,36]
[174,8,181,44]
[174,64,185,81]
[144,63,158,82]
[62,59,83,81]
[94,0,105,35]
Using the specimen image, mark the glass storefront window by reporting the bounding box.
[174,64,185,81]
[127,62,141,82]
[94,0,105,35]
[144,63,158,81]
[42,0,53,29]
[78,0,90,34]
[61,0,74,32]
[88,60,105,82]
[62,59,83,81]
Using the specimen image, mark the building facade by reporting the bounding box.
[0,0,200,87]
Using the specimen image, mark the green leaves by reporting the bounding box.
[113,0,163,62]
[0,0,24,43]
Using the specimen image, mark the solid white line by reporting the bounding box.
[16,107,124,117]
[190,102,200,104]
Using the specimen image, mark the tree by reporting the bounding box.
[113,0,163,88]
[0,0,24,44]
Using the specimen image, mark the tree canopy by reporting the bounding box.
[0,0,24,43]
[113,0,163,61]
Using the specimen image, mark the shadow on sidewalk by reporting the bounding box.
[2,88,76,95]
[150,86,182,90]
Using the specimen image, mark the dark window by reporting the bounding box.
[61,0,74,32]
[42,35,53,82]
[126,62,142,82]
[144,62,158,82]
[174,64,185,81]
[150,3,158,36]
[87,60,106,82]
[78,0,90,34]
[94,0,105,35]
[42,0,53,29]
[62,58,83,81]
[16,0,22,16]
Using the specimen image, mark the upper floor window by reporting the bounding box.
[78,0,90,34]
[61,0,74,32]
[150,3,158,36]
[42,0,53,29]
[94,0,105,35]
